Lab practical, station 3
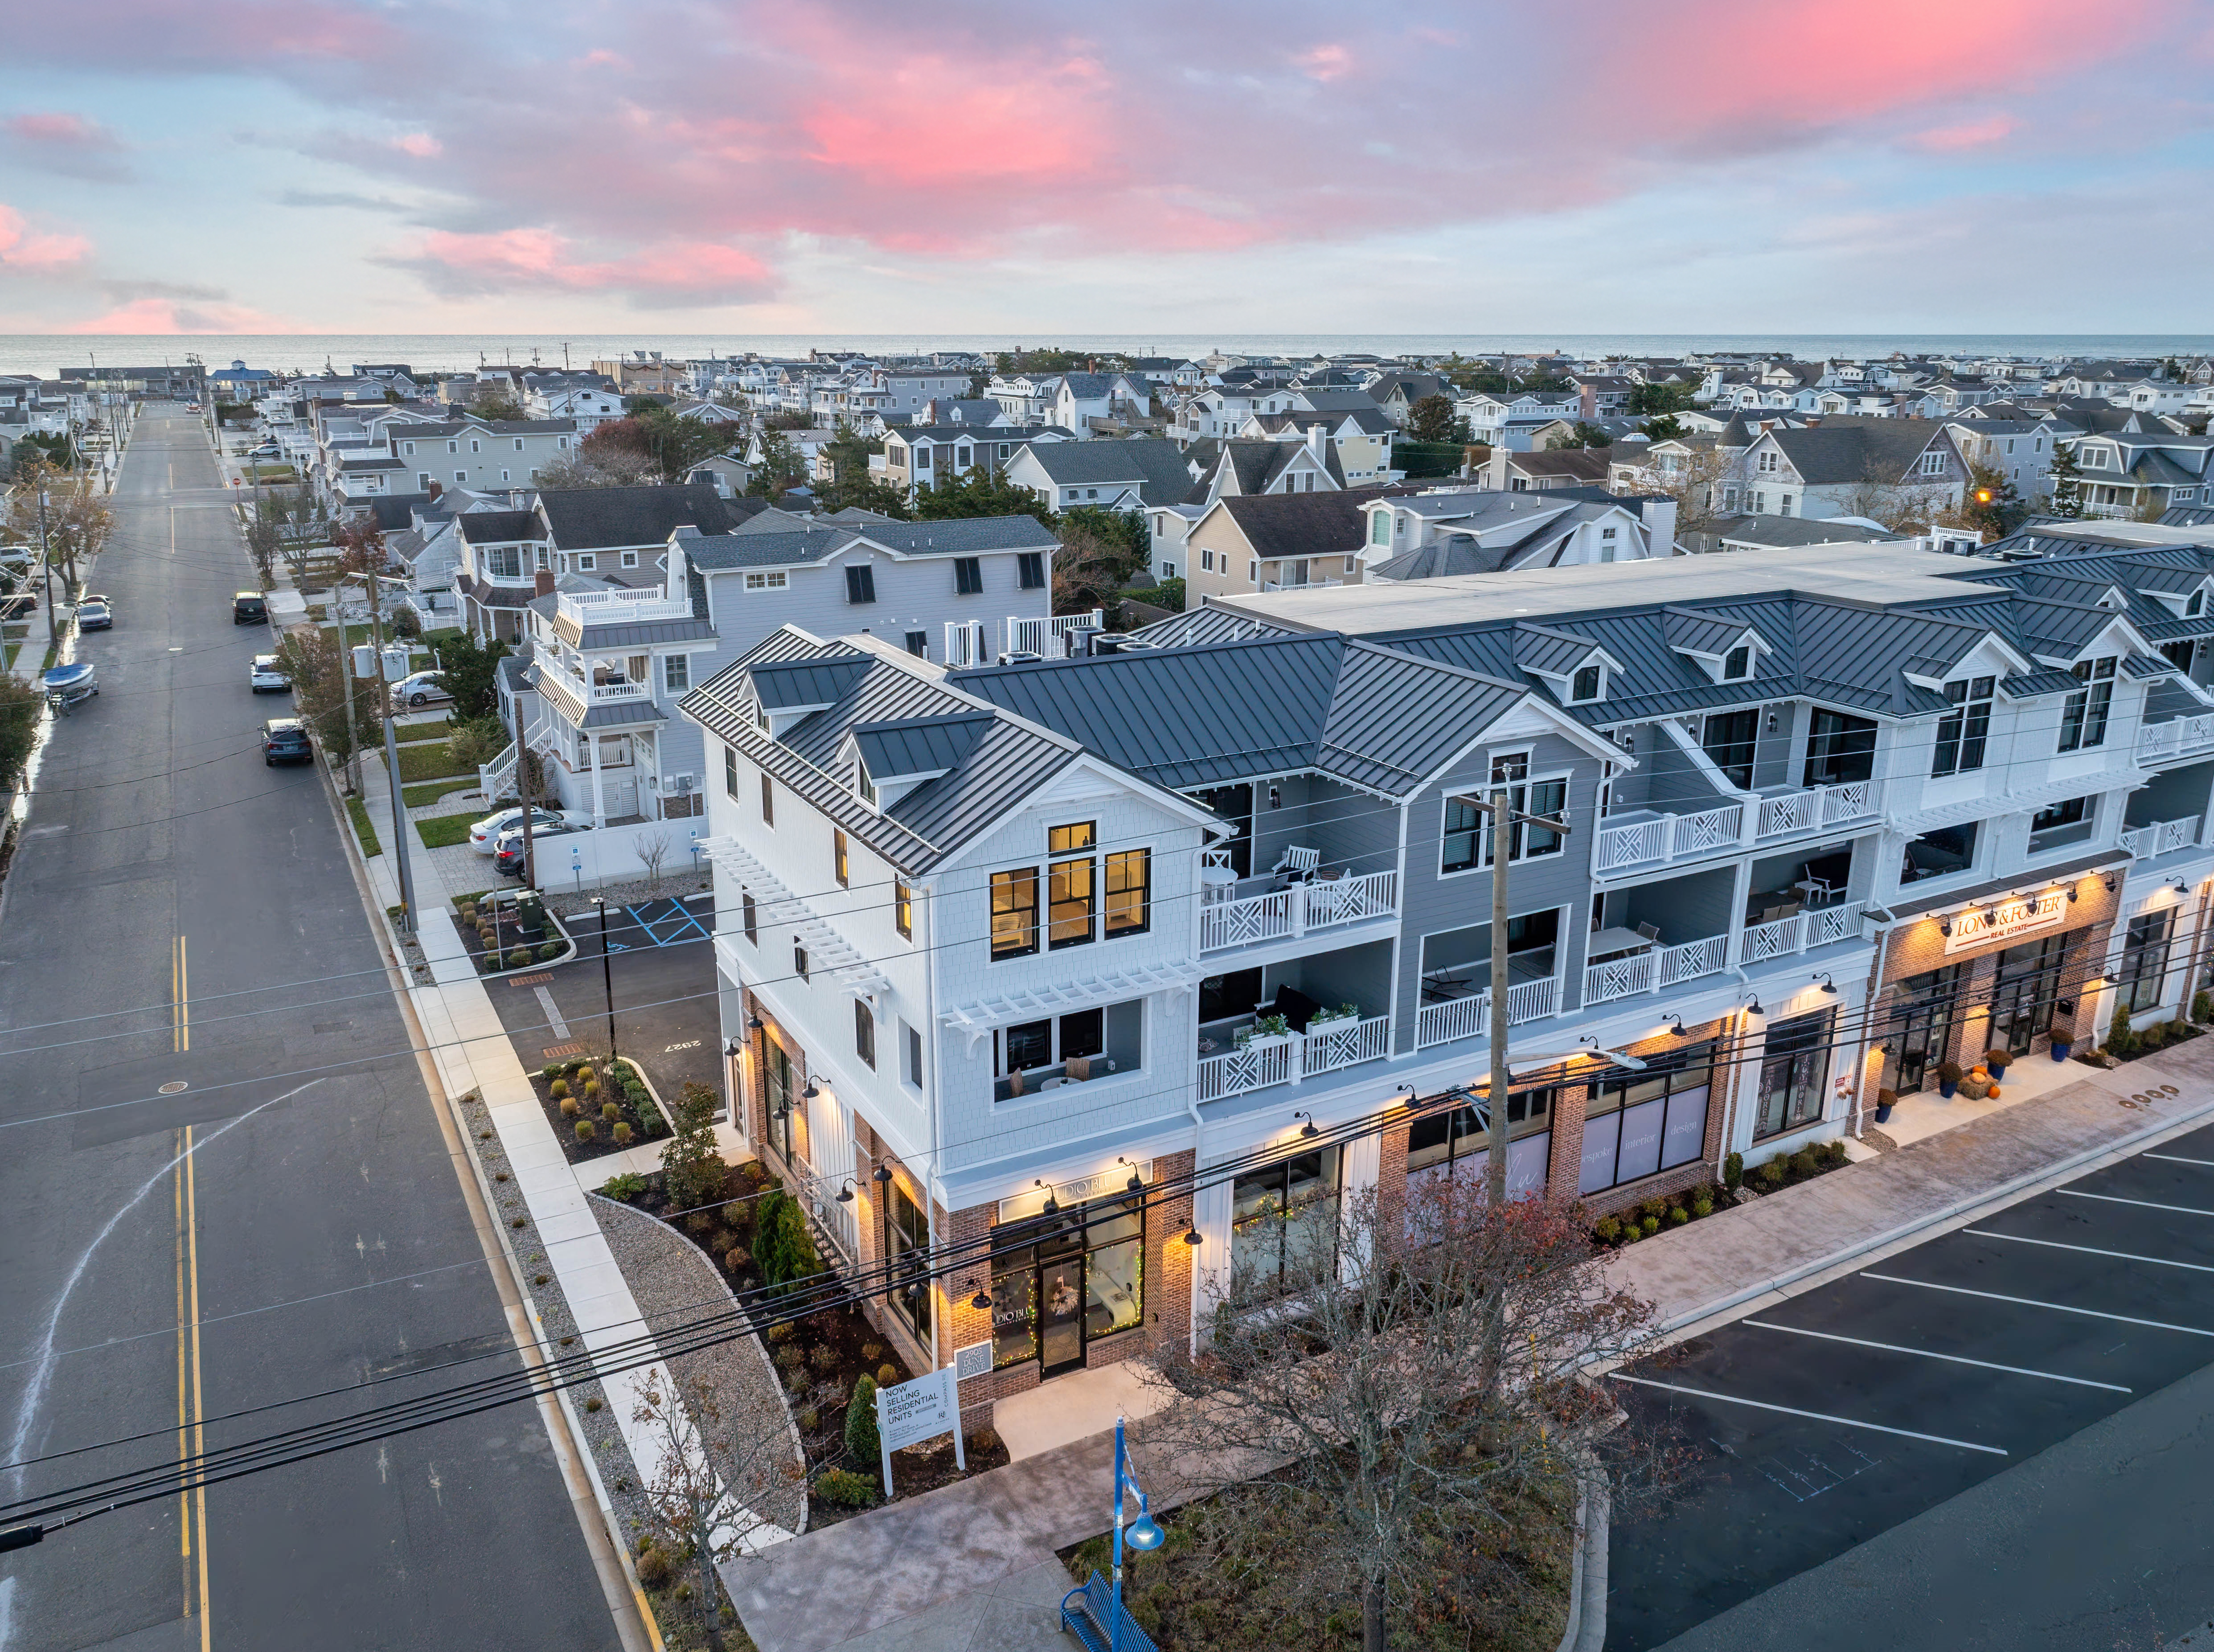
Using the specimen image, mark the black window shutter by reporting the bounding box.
[956,557,983,594]
[846,564,876,603]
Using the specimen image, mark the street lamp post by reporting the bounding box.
[592,897,617,1062]
[1108,1414,1164,1652]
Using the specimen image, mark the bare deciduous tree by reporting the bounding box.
[635,830,675,897]
[1134,1181,1660,1652]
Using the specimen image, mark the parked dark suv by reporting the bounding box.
[262,718,312,765]
[233,590,267,624]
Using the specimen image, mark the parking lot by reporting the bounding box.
[481,892,725,1108]
[1609,1111,2214,1650]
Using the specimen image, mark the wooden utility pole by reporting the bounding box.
[1461,787,1572,1206]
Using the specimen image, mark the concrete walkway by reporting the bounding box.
[719,1035,2214,1652]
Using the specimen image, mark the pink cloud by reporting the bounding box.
[60,295,286,332]
[1295,44,1351,82]
[392,131,442,158]
[1915,113,2020,152]
[6,111,123,148]
[408,228,774,305]
[0,204,90,271]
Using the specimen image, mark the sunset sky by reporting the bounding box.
[2,0,2210,335]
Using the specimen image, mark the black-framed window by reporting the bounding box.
[854,999,876,1068]
[1017,552,1046,589]
[1754,1011,1832,1140]
[1702,709,1758,789]
[1570,663,1602,703]
[833,828,849,887]
[1931,677,1994,776]
[742,890,758,944]
[1443,755,1564,872]
[1581,1042,1715,1192]
[759,771,774,824]
[886,1179,931,1338]
[1723,644,1752,680]
[904,1021,923,1088]
[2059,656,2116,751]
[991,869,1038,959]
[989,1194,1144,1369]
[894,881,914,940]
[2120,910,2175,1013]
[1902,821,1977,882]
[1409,1089,1554,1193]
[1230,1147,1341,1298]
[1105,849,1150,936]
[1049,856,1095,948]
[723,743,739,799]
[1201,967,1263,1024]
[793,943,809,982]
[845,564,876,604]
[905,630,928,657]
[1804,708,1877,786]
[2029,795,2093,852]
[955,557,984,595]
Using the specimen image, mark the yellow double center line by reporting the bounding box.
[172,935,189,1053]
[171,936,210,1648]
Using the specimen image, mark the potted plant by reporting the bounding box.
[1306,1002,1357,1028]
[1874,1087,1896,1125]
[2048,1022,2074,1062]
[1935,1061,1962,1099]
[1983,1046,2014,1079]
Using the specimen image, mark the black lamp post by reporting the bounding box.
[591,897,616,1062]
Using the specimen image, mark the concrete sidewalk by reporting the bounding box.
[719,1035,2214,1652]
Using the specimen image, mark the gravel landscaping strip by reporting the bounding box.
[593,1192,808,1537]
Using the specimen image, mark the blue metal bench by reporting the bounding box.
[1059,1570,1159,1652]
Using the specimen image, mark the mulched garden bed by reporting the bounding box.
[452,888,572,976]
[1592,1138,1852,1249]
[529,1054,671,1164]
[599,1158,1011,1524]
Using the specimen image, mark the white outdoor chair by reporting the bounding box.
[1273,845,1322,880]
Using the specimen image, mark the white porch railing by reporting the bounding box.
[1596,781,1877,875]
[2138,714,2214,762]
[541,657,654,709]
[1414,976,1560,1049]
[1734,900,1866,966]
[1197,870,1398,955]
[556,585,691,626]
[1584,931,1734,1006]
[2120,815,2203,858]
[479,739,518,803]
[1196,1014,1391,1101]
[1004,610,1103,658]
[1658,933,1731,987]
[943,619,988,668]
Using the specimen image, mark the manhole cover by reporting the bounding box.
[158,1081,188,1095]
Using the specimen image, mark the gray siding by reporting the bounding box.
[1601,865,1735,946]
[1248,775,1400,888]
[703,548,1047,663]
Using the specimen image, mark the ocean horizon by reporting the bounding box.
[6,332,2213,378]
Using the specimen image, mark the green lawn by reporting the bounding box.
[402,777,481,808]
[416,814,476,849]
[393,720,451,745]
[346,794,382,857]
[391,742,469,784]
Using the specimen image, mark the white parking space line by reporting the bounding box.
[1743,1320,2132,1392]
[2144,1153,2214,1169]
[534,985,571,1041]
[2057,1189,2214,1217]
[1964,1227,2214,1276]
[1861,1273,2214,1337]
[1608,1374,2008,1455]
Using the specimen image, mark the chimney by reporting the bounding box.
[426,480,442,500]
[535,568,556,597]
[1307,422,1326,464]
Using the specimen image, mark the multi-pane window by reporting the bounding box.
[744,570,787,590]
[991,869,1039,959]
[833,828,849,887]
[1702,709,1758,788]
[1230,1148,1341,1299]
[2058,656,2115,752]
[1104,849,1150,936]
[742,890,758,944]
[1017,552,1045,590]
[1049,856,1096,948]
[1442,755,1565,873]
[1580,1044,1715,1193]
[894,882,914,940]
[1753,1010,1833,1140]
[853,999,876,1068]
[2120,911,2174,1013]
[664,654,689,694]
[1931,677,1995,775]
[2029,795,2092,851]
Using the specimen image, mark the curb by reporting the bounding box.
[1652,1080,2214,1342]
[1564,1475,1609,1652]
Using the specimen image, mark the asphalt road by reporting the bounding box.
[480,893,724,1104]
[1611,1116,2214,1651]
[0,408,618,1651]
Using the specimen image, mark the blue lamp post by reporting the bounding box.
[1111,1414,1163,1650]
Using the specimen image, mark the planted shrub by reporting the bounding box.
[1639,1213,1660,1236]
[1690,1192,1714,1219]
[809,1343,839,1373]
[877,1363,898,1387]
[1666,1206,1690,1227]
[687,1211,718,1237]
[549,1078,570,1100]
[635,1545,671,1589]
[815,1468,878,1509]
[575,1065,595,1087]
[540,1062,563,1082]
[967,1427,999,1455]
[776,1345,806,1374]
[1822,1140,1849,1168]
[1723,1152,1744,1191]
[508,949,534,969]
[611,1123,633,1147]
[599,1171,647,1199]
[1594,1215,1621,1245]
[602,1101,620,1123]
[559,1097,580,1118]
[1639,1197,1668,1223]
[575,1119,595,1143]
[861,1342,884,1363]
[723,1245,750,1273]
[1788,1148,1820,1179]
[766,1323,794,1345]
[1755,1160,1786,1190]
[845,1374,880,1463]
[537,941,562,962]
[585,1081,602,1103]
[458,902,478,923]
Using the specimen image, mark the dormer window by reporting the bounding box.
[857,763,877,808]
[1722,645,1752,681]
[1570,664,1603,703]
[2189,590,2205,618]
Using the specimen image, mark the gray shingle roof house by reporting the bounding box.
[1002,436,1194,512]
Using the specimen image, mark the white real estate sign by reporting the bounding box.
[874,1365,965,1497]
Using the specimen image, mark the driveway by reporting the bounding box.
[482,892,723,1106]
[1611,1117,2214,1650]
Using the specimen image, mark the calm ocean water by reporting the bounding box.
[6,333,2212,377]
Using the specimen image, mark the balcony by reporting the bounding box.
[1414,977,1560,1050]
[1583,934,1731,1006]
[538,654,655,711]
[1196,1013,1391,1103]
[1735,900,1866,966]
[2120,815,2203,859]
[1198,869,1399,956]
[555,585,692,627]
[1003,611,1103,659]
[2138,714,2214,763]
[1595,780,1878,875]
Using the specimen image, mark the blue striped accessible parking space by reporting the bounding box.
[1606,1132,2214,1651]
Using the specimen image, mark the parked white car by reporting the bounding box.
[468,805,574,854]
[388,671,453,710]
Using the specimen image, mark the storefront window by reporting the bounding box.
[1409,1089,1554,1203]
[1989,929,2081,1055]
[1230,1148,1341,1298]
[1888,967,1965,1093]
[1581,1042,1714,1192]
[1754,1012,1832,1140]
[886,1180,931,1340]
[988,1195,1145,1371]
[2120,911,2174,1013]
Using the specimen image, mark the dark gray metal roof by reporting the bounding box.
[2000,668,2081,698]
[750,655,872,710]
[1661,607,1755,656]
[2124,653,2181,679]
[567,616,719,649]
[851,714,992,780]
[1512,623,1606,676]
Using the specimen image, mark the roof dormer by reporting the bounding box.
[1512,623,1624,707]
[840,713,991,811]
[746,654,870,740]
[1661,607,1771,684]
